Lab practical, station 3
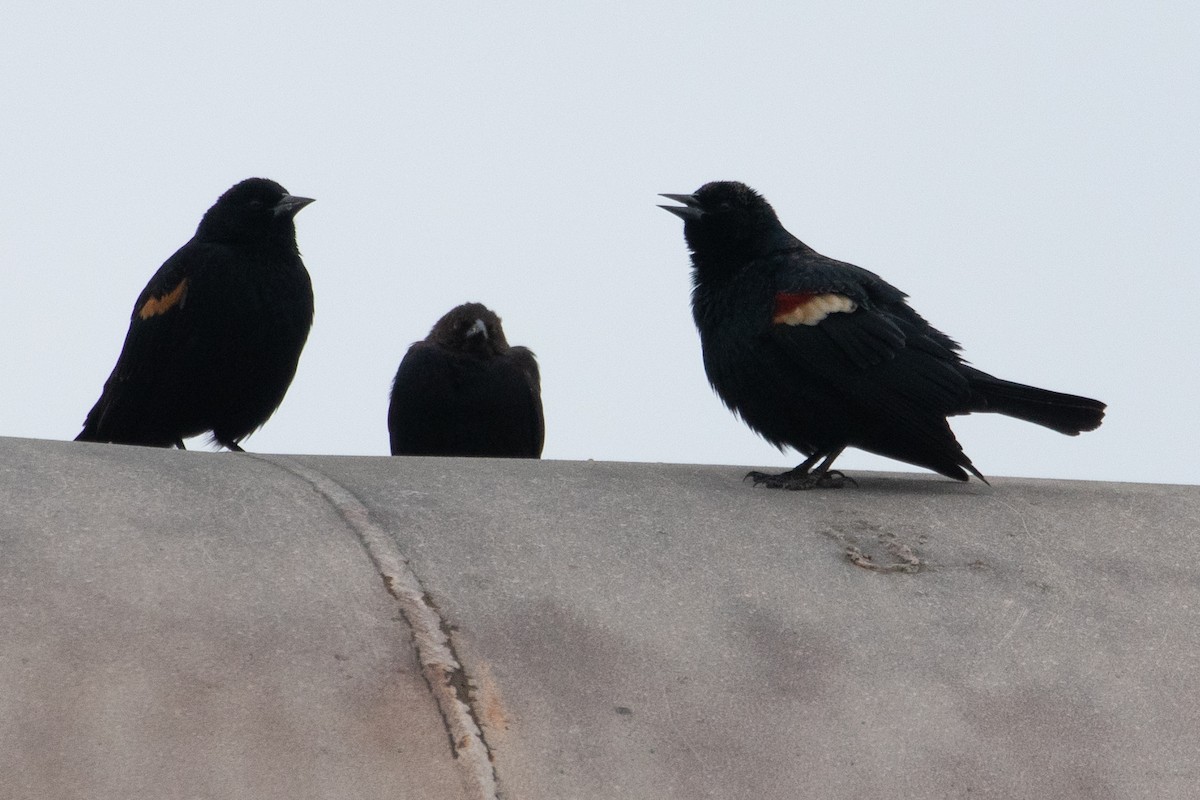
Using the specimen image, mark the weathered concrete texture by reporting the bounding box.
[0,438,473,800]
[2,436,1198,799]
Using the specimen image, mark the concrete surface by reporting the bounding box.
[1,436,1197,799]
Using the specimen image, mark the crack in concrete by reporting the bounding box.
[255,455,501,800]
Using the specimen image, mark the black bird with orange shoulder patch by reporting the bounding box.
[76,178,314,450]
[388,303,544,458]
[661,181,1105,488]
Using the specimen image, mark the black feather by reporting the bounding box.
[77,178,314,450]
[388,303,544,458]
[662,180,1105,485]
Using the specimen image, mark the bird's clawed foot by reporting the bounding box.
[744,449,855,490]
[744,468,855,490]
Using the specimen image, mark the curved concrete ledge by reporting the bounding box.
[1,436,1197,799]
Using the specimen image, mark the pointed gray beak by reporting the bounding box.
[658,193,704,221]
[466,318,489,340]
[274,194,315,218]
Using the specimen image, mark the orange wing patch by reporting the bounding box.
[137,278,189,320]
[772,291,857,326]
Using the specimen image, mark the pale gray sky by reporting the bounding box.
[3,2,1197,484]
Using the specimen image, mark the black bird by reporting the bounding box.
[388,303,544,458]
[76,178,315,451]
[660,181,1105,488]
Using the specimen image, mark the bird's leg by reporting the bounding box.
[216,439,245,453]
[173,439,187,450]
[810,448,857,489]
[745,448,855,490]
[745,452,823,488]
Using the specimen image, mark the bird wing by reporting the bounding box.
[508,346,545,457]
[766,251,909,369]
[81,240,219,438]
[387,342,456,454]
[764,249,972,417]
[115,244,209,379]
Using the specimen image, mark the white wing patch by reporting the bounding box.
[772,292,858,326]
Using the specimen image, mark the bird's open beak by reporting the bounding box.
[274,195,316,218]
[658,193,704,221]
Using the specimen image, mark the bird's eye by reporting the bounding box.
[247,199,264,210]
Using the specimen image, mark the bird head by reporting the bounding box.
[660,181,794,261]
[430,302,510,356]
[197,177,314,248]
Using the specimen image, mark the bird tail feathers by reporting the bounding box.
[966,369,1105,435]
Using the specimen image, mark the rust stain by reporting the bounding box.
[472,661,510,733]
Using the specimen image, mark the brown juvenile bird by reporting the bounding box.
[388,303,544,458]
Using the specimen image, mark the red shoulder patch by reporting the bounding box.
[772,291,857,326]
[137,278,189,320]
